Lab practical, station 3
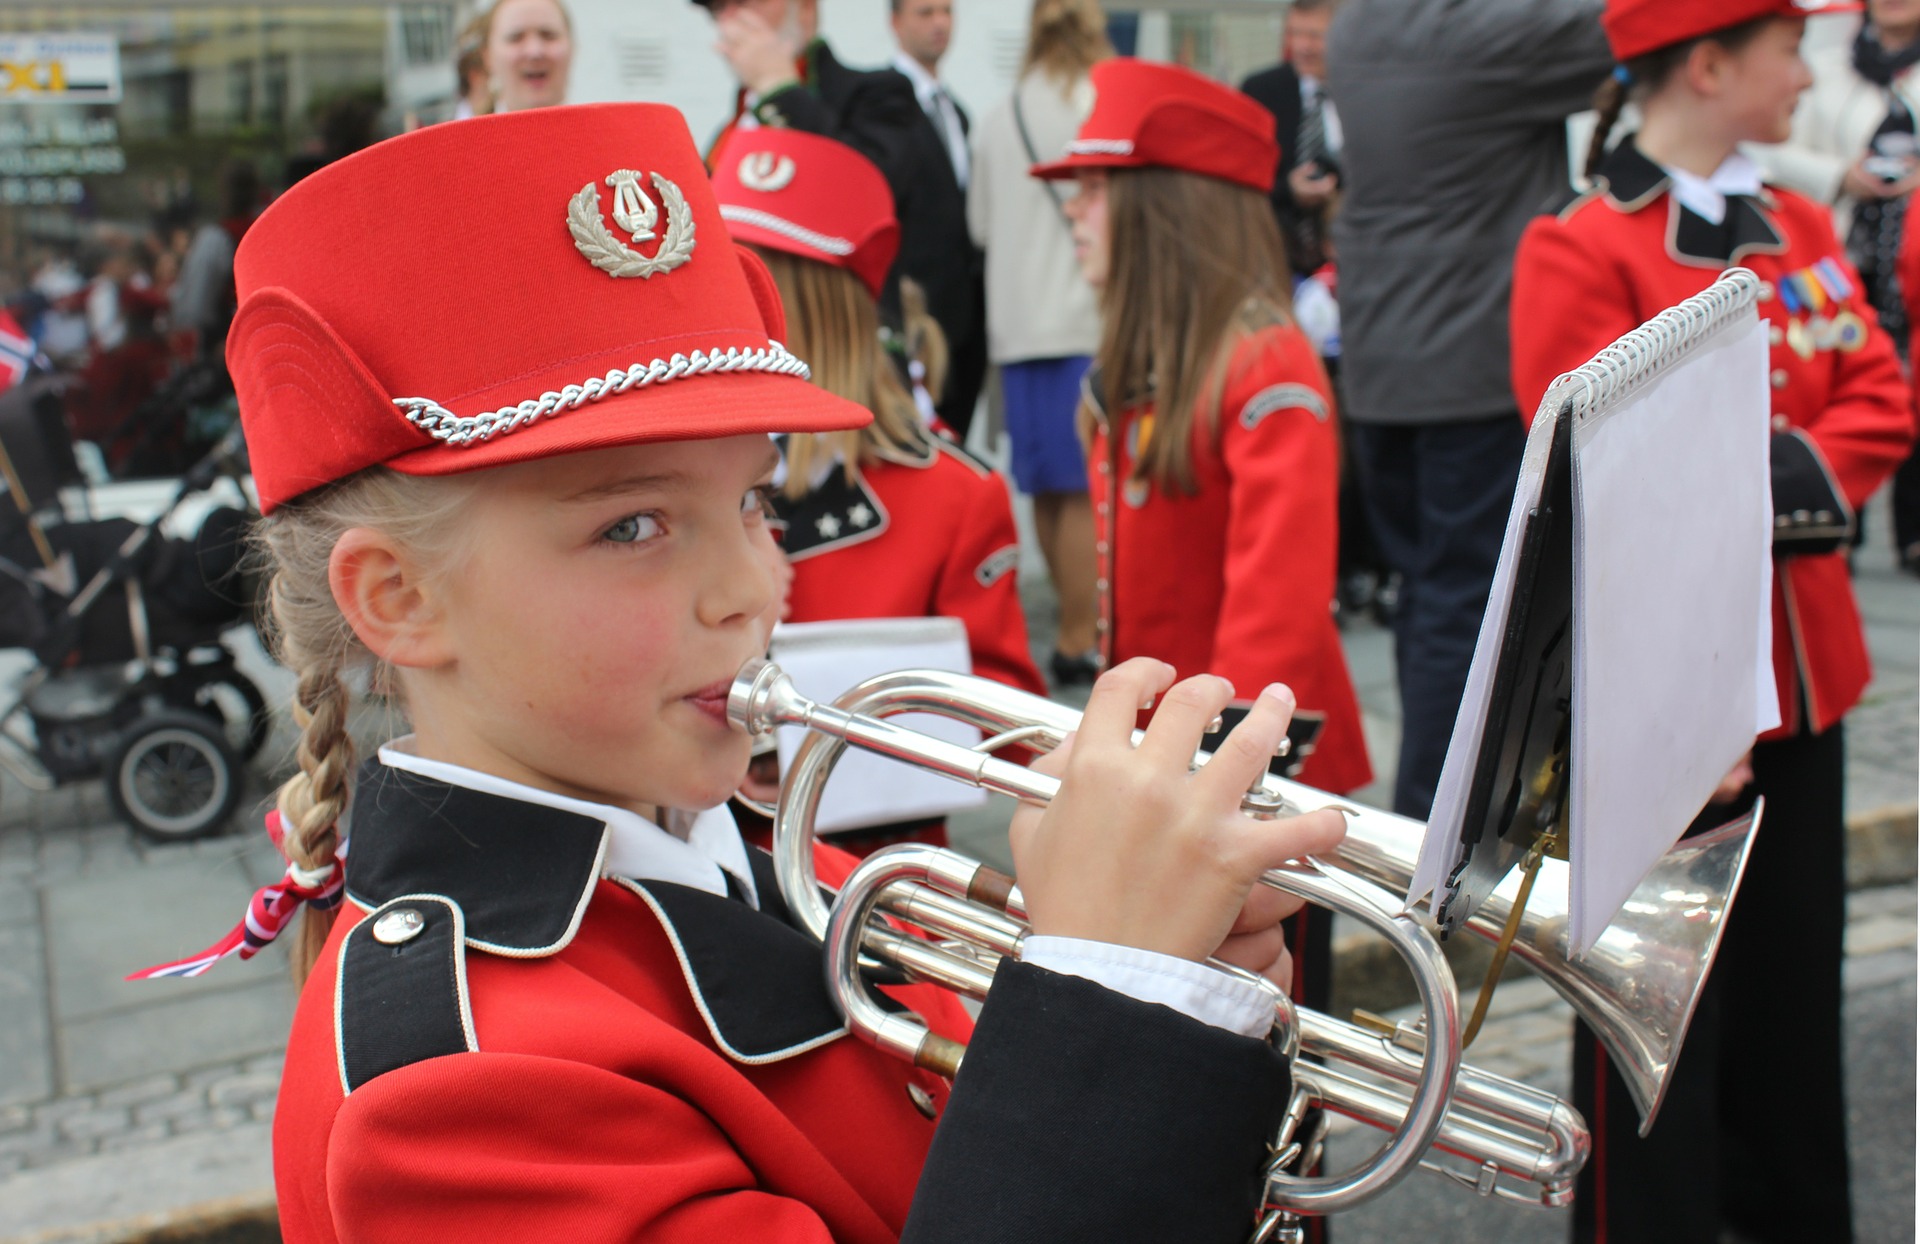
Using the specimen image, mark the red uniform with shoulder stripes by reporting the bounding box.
[1087,322,1371,795]
[778,436,1047,698]
[1511,148,1914,737]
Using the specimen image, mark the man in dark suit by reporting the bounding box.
[703,0,985,436]
[889,0,986,437]
[1240,0,1343,276]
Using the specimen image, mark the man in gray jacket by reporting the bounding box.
[1328,0,1611,818]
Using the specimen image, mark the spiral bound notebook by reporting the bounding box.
[1409,269,1779,954]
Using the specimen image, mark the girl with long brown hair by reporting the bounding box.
[1036,61,1371,1096]
[713,129,1044,853]
[1036,58,1370,798]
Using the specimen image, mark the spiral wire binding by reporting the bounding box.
[1535,268,1762,426]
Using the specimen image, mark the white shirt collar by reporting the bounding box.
[891,50,943,106]
[1661,152,1763,227]
[376,739,759,907]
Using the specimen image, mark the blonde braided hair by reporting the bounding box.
[256,467,481,988]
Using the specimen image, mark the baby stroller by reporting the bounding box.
[0,377,266,841]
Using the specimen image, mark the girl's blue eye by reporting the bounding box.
[744,485,777,519]
[603,513,663,545]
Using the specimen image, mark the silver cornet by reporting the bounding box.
[728,660,1757,1237]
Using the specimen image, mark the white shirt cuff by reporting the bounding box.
[1020,935,1279,1039]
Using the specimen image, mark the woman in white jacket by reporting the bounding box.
[967,0,1111,684]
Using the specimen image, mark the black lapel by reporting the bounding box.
[345,762,607,956]
[623,872,849,1062]
[771,465,891,560]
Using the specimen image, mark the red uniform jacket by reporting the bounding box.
[276,762,1289,1243]
[1088,323,1371,795]
[1511,145,1914,737]
[777,437,1046,698]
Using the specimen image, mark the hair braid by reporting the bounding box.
[270,571,356,989]
[1585,75,1627,183]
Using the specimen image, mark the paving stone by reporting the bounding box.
[167,1105,250,1135]
[247,1098,276,1123]
[53,1103,129,1142]
[133,1088,212,1127]
[33,833,80,876]
[95,1074,180,1109]
[0,921,52,1108]
[43,854,280,1022]
[59,980,293,1094]
[0,1102,29,1134]
[18,1138,92,1168]
[241,1052,285,1078]
[30,1097,95,1126]
[0,1123,55,1159]
[206,1071,278,1111]
[96,1120,171,1151]
[0,872,34,928]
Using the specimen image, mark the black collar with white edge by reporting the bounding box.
[335,759,850,1086]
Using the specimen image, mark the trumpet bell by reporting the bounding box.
[1253,777,1761,1138]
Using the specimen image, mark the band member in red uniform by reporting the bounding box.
[1511,4,1913,1240]
[137,104,1346,1242]
[1034,67,1370,1224]
[711,128,1044,703]
[712,129,1042,856]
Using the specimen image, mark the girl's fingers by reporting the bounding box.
[1193,681,1296,808]
[1214,927,1292,994]
[1228,879,1306,934]
[1075,658,1174,751]
[1133,673,1238,769]
[1244,808,1350,876]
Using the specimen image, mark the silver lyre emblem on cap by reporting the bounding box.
[737,151,796,193]
[568,167,697,279]
[607,169,659,241]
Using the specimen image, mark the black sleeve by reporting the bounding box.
[903,960,1291,1244]
[1770,428,1854,555]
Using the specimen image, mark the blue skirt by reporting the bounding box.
[1001,355,1091,496]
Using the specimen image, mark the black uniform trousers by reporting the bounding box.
[1573,721,1852,1244]
[1347,415,1527,819]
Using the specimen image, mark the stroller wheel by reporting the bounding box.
[106,710,242,842]
[181,670,271,761]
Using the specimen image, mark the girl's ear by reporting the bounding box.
[328,527,453,669]
[1685,37,1732,98]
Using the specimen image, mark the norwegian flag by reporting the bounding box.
[126,812,346,980]
[0,310,37,388]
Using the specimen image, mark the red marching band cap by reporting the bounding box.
[228,102,870,514]
[709,129,901,300]
[1030,57,1280,194]
[1604,0,1861,62]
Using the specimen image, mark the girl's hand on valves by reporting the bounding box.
[1009,658,1348,969]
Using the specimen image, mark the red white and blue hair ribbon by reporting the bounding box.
[126,811,346,981]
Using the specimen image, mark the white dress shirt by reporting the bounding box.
[1660,151,1765,226]
[1297,73,1344,162]
[373,741,1277,1038]
[893,51,969,189]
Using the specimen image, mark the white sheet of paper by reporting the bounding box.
[1408,409,1563,910]
[768,616,986,833]
[1566,316,1774,951]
